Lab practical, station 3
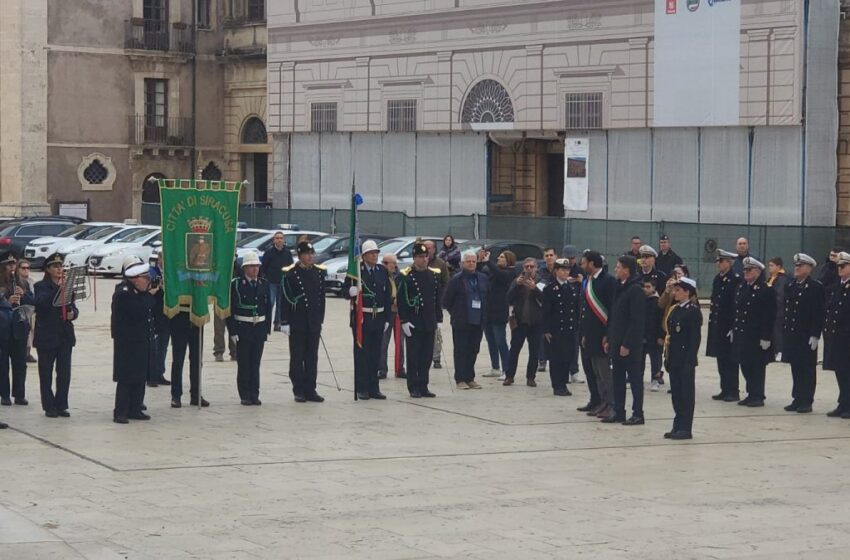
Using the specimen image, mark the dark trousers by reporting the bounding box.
[717,351,740,396]
[642,342,663,380]
[289,329,320,397]
[834,366,850,411]
[170,322,200,401]
[740,356,766,400]
[506,323,542,380]
[152,330,170,381]
[546,332,575,391]
[0,336,28,399]
[236,335,265,401]
[114,382,146,419]
[569,331,580,374]
[379,312,405,375]
[580,345,602,407]
[354,326,382,394]
[538,334,547,364]
[669,366,695,434]
[790,359,817,407]
[612,354,643,419]
[452,325,483,383]
[37,344,72,412]
[484,321,509,371]
[405,329,435,393]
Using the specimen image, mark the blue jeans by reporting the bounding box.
[484,322,509,371]
[268,283,281,326]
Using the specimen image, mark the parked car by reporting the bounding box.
[63,225,155,269]
[0,220,80,258]
[24,222,121,268]
[456,239,544,269]
[87,227,162,276]
[309,234,391,265]
[235,229,327,262]
[236,228,269,245]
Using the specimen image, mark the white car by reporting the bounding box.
[24,222,121,268]
[63,226,156,269]
[235,229,326,262]
[87,227,162,276]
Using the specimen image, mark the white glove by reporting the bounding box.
[401,322,414,337]
[759,339,771,351]
[809,336,819,351]
[727,330,733,342]
[230,335,239,344]
[281,325,291,336]
[348,286,359,297]
[384,322,391,333]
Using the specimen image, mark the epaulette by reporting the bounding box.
[428,267,441,274]
[400,267,412,276]
[282,264,296,272]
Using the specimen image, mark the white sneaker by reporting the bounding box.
[650,380,660,392]
[571,372,585,384]
[482,369,501,378]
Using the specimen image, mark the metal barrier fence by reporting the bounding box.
[141,202,850,295]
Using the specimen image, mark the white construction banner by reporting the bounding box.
[563,137,589,212]
[654,0,741,126]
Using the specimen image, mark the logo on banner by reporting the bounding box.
[687,0,700,12]
[666,0,677,15]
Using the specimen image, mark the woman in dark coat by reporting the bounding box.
[767,257,789,361]
[478,250,516,377]
[438,235,461,274]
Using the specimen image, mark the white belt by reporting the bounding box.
[362,307,384,313]
[235,315,266,323]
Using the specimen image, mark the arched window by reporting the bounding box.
[241,117,267,144]
[461,79,515,123]
[142,172,166,203]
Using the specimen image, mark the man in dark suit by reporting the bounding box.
[707,249,742,402]
[603,255,646,426]
[442,251,489,390]
[733,257,776,407]
[656,234,683,277]
[578,250,616,417]
[343,239,391,400]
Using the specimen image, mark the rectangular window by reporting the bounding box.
[565,92,603,129]
[144,79,168,142]
[248,0,265,21]
[197,0,212,29]
[387,99,417,132]
[311,102,338,132]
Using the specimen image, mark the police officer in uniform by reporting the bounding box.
[398,243,443,398]
[638,245,668,294]
[34,253,79,418]
[281,241,327,403]
[781,253,825,414]
[227,251,271,406]
[822,252,850,418]
[664,277,702,440]
[111,257,156,424]
[707,249,742,402]
[732,257,775,407]
[542,258,580,396]
[343,240,390,401]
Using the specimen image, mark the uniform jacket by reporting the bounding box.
[343,262,392,331]
[656,250,683,276]
[733,279,776,362]
[706,270,740,357]
[665,301,702,371]
[477,261,515,324]
[579,270,617,357]
[260,246,293,284]
[33,278,77,350]
[397,266,443,333]
[111,280,156,384]
[226,275,272,339]
[608,275,646,356]
[442,270,490,328]
[4,280,35,342]
[641,267,668,294]
[781,276,825,365]
[823,278,850,371]
[281,263,326,332]
[543,279,580,336]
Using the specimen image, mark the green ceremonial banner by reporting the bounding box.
[159,179,242,326]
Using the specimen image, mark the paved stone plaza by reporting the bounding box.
[1,281,849,559]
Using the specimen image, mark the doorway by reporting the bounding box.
[547,152,565,218]
[243,153,268,203]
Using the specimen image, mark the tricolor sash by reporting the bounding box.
[585,277,608,326]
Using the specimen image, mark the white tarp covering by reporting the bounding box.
[563,137,589,212]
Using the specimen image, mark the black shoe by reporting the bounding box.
[377,372,387,380]
[141,404,147,411]
[0,421,7,429]
[369,392,387,400]
[294,394,307,403]
[57,410,70,418]
[670,431,693,440]
[241,399,253,406]
[274,324,281,332]
[156,377,171,386]
[737,397,751,406]
[796,406,813,413]
[356,392,371,400]
[712,392,726,401]
[433,361,442,369]
[252,398,262,406]
[396,372,407,379]
[306,394,325,403]
[45,410,58,418]
[601,414,626,423]
[146,381,159,388]
[577,403,595,412]
[723,393,740,402]
[746,399,765,407]
[14,398,27,406]
[129,413,151,421]
[826,407,845,417]
[538,362,547,372]
[784,402,799,412]
[664,431,674,439]
[421,390,436,398]
[113,417,129,424]
[553,388,571,397]
[214,355,224,362]
[171,399,182,408]
[409,390,422,398]
[189,398,210,407]
[0,398,10,406]
[622,416,645,426]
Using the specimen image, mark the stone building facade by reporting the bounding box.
[0,0,271,220]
